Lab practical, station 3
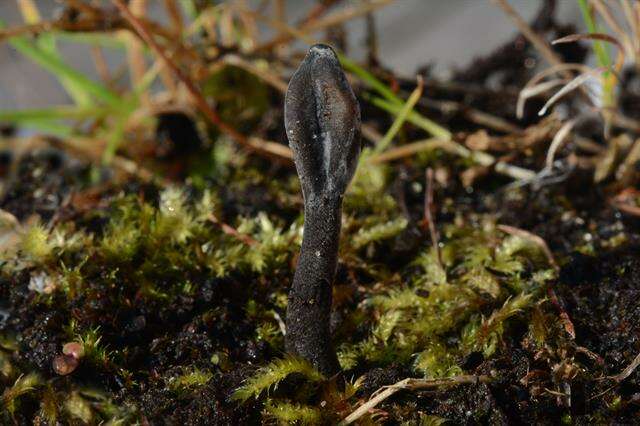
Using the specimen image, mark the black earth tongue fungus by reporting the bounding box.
[284,44,361,376]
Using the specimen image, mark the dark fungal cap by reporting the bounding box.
[284,43,361,200]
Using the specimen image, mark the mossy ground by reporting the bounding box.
[1,130,639,424]
[1,2,640,424]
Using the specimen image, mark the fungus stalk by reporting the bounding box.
[284,44,361,376]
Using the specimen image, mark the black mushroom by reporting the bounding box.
[284,44,361,376]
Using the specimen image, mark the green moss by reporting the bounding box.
[64,391,93,423]
[351,217,408,251]
[1,373,41,415]
[39,385,59,424]
[0,351,15,379]
[336,223,554,379]
[263,400,323,425]
[232,356,325,402]
[414,343,463,378]
[21,222,53,261]
[4,180,561,423]
[77,327,111,366]
[167,368,213,392]
[461,293,533,356]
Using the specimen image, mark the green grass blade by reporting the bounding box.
[368,95,452,141]
[577,0,611,68]
[179,0,198,20]
[101,115,128,164]
[8,119,73,138]
[338,53,451,141]
[28,9,93,108]
[55,31,152,54]
[0,106,106,122]
[9,38,121,107]
[338,54,399,103]
[0,21,122,108]
[373,83,424,154]
[37,35,94,107]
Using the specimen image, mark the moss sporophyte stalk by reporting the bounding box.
[284,44,361,376]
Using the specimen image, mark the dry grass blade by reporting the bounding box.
[222,54,288,92]
[111,0,293,162]
[616,138,640,184]
[538,71,600,116]
[621,0,640,53]
[517,79,565,119]
[610,188,640,217]
[369,138,454,164]
[545,119,577,169]
[465,108,522,134]
[592,0,635,58]
[611,350,640,382]
[91,46,112,86]
[552,32,624,51]
[517,63,593,118]
[526,63,593,88]
[163,0,184,35]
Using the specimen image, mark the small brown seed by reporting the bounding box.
[52,354,79,375]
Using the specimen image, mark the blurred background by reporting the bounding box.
[0,0,583,110]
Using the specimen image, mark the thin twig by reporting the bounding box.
[610,188,640,217]
[423,168,443,269]
[417,98,522,133]
[339,375,491,425]
[90,46,112,86]
[611,350,640,382]
[369,138,454,164]
[163,0,184,35]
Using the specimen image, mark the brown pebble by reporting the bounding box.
[52,354,79,375]
[62,341,84,359]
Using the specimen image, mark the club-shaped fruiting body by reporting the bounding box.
[284,44,361,376]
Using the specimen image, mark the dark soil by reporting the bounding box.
[1,1,640,424]
[3,136,639,424]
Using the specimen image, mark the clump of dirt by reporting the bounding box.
[1,149,89,222]
[560,248,640,378]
